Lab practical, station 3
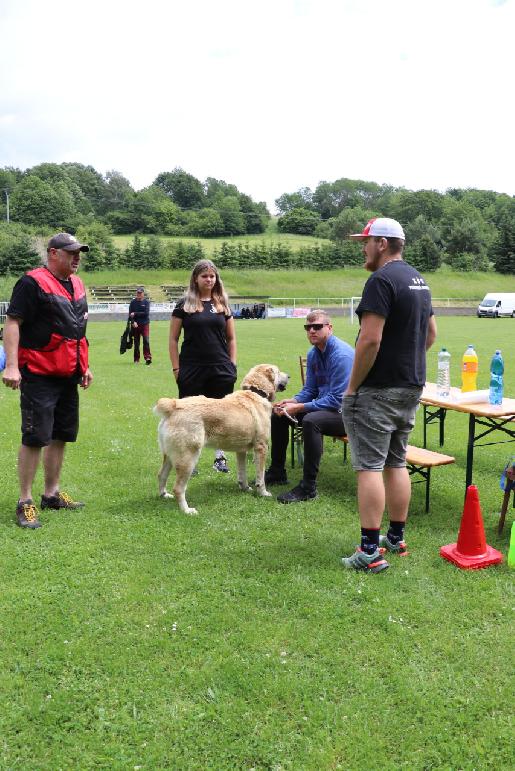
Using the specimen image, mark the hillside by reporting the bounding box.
[111,218,326,256]
[76,265,515,304]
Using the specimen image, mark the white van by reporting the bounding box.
[477,293,515,318]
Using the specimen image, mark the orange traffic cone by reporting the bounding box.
[440,485,503,569]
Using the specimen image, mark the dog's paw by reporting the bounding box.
[183,507,198,516]
[160,491,174,499]
[255,487,272,498]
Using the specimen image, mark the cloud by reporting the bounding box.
[0,0,514,211]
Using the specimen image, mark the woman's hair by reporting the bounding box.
[183,259,231,314]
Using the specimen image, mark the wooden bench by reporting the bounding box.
[337,436,455,514]
[292,355,455,512]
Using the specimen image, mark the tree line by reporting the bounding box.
[275,179,513,274]
[0,163,513,275]
[0,164,270,238]
[0,226,358,277]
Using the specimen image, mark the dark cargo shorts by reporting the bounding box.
[342,386,422,471]
[20,373,79,447]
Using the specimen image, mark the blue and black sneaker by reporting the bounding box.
[341,547,389,574]
[379,534,409,556]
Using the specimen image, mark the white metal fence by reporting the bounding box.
[0,297,483,326]
[88,301,176,314]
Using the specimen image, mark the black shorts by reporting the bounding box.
[178,362,237,399]
[20,372,79,447]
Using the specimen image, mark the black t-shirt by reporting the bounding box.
[7,274,74,349]
[7,273,82,382]
[172,300,232,365]
[8,274,73,319]
[356,260,433,388]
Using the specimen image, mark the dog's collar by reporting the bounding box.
[243,385,271,401]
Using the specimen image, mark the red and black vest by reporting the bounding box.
[18,267,89,377]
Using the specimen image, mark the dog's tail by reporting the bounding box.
[153,398,177,418]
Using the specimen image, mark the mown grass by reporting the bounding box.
[0,316,513,769]
[111,218,326,255]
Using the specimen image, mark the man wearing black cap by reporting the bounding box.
[2,232,93,529]
[128,286,152,365]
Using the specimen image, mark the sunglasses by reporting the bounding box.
[304,323,327,331]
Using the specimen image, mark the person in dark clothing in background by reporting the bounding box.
[129,286,152,365]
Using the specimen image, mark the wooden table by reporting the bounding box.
[420,382,515,490]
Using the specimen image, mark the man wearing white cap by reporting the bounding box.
[341,218,437,573]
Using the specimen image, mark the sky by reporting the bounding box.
[0,0,514,213]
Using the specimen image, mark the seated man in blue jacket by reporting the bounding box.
[265,310,355,503]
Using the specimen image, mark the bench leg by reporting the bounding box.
[425,467,431,514]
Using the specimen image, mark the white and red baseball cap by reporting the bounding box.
[349,217,405,240]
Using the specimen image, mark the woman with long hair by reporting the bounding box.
[169,259,237,472]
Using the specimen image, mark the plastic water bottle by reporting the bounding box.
[489,350,504,405]
[461,344,478,392]
[436,348,451,398]
[0,345,5,372]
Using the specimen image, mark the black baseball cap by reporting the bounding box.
[47,232,89,252]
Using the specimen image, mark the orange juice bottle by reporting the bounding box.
[461,344,478,392]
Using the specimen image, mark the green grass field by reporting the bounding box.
[55,264,515,305]
[0,316,513,769]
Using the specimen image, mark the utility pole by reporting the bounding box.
[3,189,9,223]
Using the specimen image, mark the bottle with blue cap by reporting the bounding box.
[489,350,504,405]
[0,344,6,373]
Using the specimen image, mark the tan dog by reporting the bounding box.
[154,364,289,514]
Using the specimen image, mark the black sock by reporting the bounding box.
[387,521,405,544]
[360,528,380,554]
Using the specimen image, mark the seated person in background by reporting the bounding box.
[265,310,354,503]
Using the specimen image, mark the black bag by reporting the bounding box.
[119,321,133,354]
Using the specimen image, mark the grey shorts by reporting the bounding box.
[342,386,422,472]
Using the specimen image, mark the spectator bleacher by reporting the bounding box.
[90,285,152,302]
[160,285,186,301]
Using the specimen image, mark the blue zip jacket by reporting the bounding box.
[295,335,354,412]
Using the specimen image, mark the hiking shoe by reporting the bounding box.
[213,456,229,473]
[16,500,42,529]
[41,491,85,510]
[341,548,389,573]
[264,468,289,486]
[379,534,409,556]
[277,483,317,504]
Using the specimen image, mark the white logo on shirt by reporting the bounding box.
[210,303,217,313]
